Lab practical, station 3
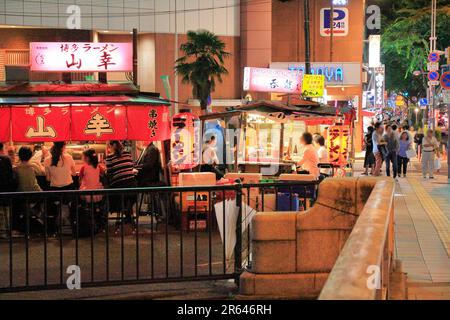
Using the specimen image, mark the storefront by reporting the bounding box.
[199,100,353,176]
[0,83,171,177]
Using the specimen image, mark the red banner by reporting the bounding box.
[0,108,11,142]
[127,106,170,141]
[71,106,127,141]
[11,106,71,142]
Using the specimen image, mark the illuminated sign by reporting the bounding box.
[321,8,349,37]
[332,0,348,5]
[270,62,362,86]
[30,42,133,72]
[243,67,302,94]
[374,66,385,109]
[288,65,344,82]
[302,75,325,98]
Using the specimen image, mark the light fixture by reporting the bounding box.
[332,0,348,6]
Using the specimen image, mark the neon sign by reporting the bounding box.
[288,65,344,82]
[30,42,133,72]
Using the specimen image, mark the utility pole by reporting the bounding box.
[174,0,179,114]
[427,0,438,129]
[304,0,311,75]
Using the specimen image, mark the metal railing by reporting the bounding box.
[0,181,319,293]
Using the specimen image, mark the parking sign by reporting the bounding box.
[320,8,349,37]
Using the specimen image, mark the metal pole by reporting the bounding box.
[448,104,450,181]
[132,28,138,86]
[174,0,179,114]
[329,0,334,62]
[304,0,311,75]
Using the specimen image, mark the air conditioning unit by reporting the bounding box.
[5,65,30,83]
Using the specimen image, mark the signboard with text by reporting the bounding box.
[302,75,325,98]
[374,66,385,109]
[71,106,127,141]
[11,106,71,142]
[243,67,302,94]
[5,105,170,142]
[320,8,349,37]
[30,42,133,72]
[127,106,171,142]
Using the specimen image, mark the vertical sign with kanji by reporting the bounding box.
[127,106,170,141]
[71,106,127,141]
[0,108,11,142]
[327,125,350,166]
[374,66,385,110]
[12,106,71,142]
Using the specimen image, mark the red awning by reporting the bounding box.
[1,104,171,142]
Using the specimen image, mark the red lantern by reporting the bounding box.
[170,110,201,170]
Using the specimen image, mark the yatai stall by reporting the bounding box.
[0,86,171,182]
[199,100,354,176]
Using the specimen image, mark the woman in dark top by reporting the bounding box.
[414,129,424,161]
[136,143,163,187]
[363,126,375,175]
[105,141,137,225]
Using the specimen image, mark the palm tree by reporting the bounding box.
[175,30,230,114]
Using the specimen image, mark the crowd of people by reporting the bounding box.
[363,123,442,180]
[0,141,163,238]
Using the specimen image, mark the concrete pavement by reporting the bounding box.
[356,158,450,299]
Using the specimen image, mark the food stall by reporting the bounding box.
[200,100,355,176]
[0,83,171,185]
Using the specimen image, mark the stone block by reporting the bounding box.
[239,272,256,296]
[315,178,358,216]
[296,229,351,273]
[252,212,297,241]
[252,240,296,274]
[253,273,316,297]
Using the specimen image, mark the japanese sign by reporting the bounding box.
[127,106,170,142]
[12,106,71,142]
[374,66,385,109]
[0,108,11,142]
[302,75,325,98]
[243,67,302,94]
[327,125,350,166]
[30,42,133,72]
[71,106,127,141]
[320,8,349,37]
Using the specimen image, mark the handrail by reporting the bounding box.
[318,179,395,300]
[0,180,320,198]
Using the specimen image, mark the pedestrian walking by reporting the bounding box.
[421,130,440,179]
[363,126,375,175]
[397,132,412,178]
[372,123,385,177]
[383,125,400,179]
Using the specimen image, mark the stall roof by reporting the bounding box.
[200,100,338,121]
[0,95,171,106]
[0,82,140,96]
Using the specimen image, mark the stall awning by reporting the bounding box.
[0,95,171,142]
[0,95,171,106]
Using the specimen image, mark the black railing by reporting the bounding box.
[0,181,319,293]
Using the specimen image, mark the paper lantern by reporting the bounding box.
[171,110,201,170]
[327,125,350,166]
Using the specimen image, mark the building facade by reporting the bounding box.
[0,0,366,149]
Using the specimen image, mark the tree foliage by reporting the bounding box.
[380,0,450,99]
[175,30,230,112]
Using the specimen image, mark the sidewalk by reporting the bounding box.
[355,159,450,299]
